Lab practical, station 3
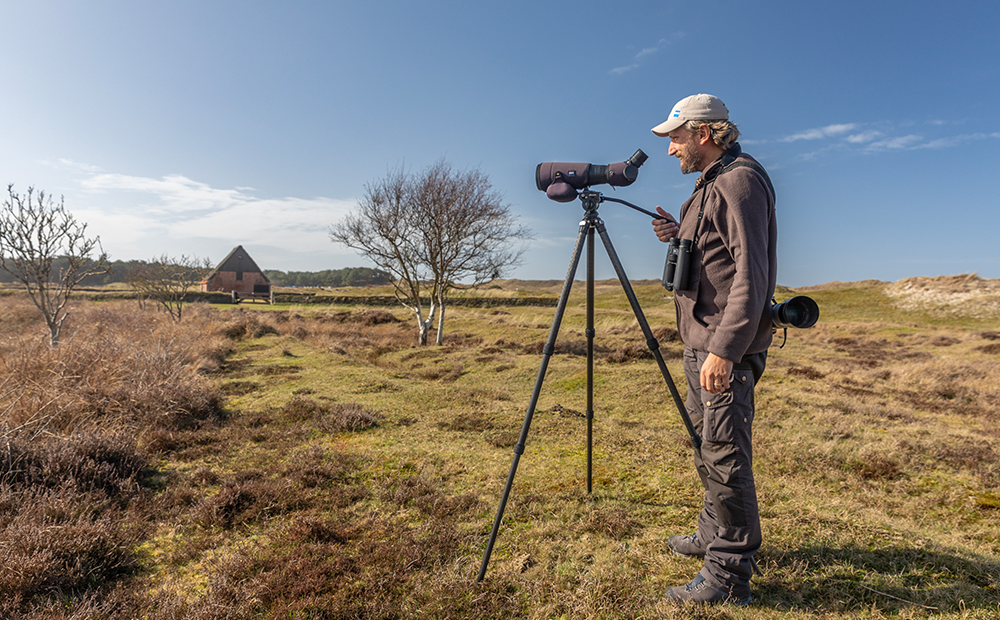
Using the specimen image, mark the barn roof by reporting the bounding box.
[205,245,269,282]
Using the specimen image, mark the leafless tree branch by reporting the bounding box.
[0,185,109,346]
[330,161,530,345]
[125,254,213,322]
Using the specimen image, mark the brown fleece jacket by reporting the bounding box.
[672,146,777,362]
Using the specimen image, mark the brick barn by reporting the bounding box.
[200,245,271,301]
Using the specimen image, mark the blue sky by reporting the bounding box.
[2,1,997,287]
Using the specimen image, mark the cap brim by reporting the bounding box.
[651,117,684,137]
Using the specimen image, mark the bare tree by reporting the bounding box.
[0,185,109,346]
[125,254,213,322]
[330,160,530,345]
[330,167,434,343]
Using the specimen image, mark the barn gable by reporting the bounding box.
[207,245,269,282]
[200,245,271,299]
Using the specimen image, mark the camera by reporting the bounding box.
[536,149,648,202]
[771,295,819,329]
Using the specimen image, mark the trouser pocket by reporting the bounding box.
[702,367,754,444]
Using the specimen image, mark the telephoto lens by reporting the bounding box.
[771,296,820,329]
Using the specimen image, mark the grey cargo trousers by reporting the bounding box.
[683,346,763,597]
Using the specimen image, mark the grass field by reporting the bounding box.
[1,276,998,619]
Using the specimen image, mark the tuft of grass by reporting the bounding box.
[280,395,383,432]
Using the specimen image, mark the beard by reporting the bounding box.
[677,141,704,175]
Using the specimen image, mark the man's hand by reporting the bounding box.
[700,352,734,394]
[652,205,679,242]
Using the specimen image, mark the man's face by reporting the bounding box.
[666,127,704,175]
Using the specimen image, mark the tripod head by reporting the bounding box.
[576,189,660,219]
[579,189,603,213]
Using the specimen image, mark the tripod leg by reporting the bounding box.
[477,218,590,583]
[595,221,702,449]
[586,226,595,494]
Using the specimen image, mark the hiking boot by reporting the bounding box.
[666,532,705,559]
[665,573,752,606]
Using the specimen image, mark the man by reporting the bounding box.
[649,94,777,605]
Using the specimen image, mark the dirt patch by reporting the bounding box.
[787,365,827,379]
[827,336,931,367]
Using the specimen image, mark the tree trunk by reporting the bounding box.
[46,312,65,347]
[414,305,434,346]
[435,296,446,346]
[418,318,429,346]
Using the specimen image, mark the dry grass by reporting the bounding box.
[1,280,999,618]
[885,273,1000,318]
[0,297,232,618]
[0,299,229,437]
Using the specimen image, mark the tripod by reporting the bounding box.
[477,189,702,582]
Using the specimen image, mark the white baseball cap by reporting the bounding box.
[651,94,729,136]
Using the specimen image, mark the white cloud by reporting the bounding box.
[778,121,1000,159]
[914,136,968,150]
[67,167,358,269]
[610,63,640,75]
[635,46,660,59]
[864,135,923,151]
[56,158,105,174]
[81,173,250,215]
[780,124,857,142]
[915,132,1000,150]
[845,130,883,144]
[610,36,678,75]
[797,144,844,162]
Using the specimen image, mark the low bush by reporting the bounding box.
[0,298,231,617]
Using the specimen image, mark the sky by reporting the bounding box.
[1,0,998,288]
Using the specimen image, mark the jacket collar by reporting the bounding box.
[695,142,742,190]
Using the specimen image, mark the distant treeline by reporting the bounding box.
[0,257,391,288]
[0,257,138,286]
[263,267,391,287]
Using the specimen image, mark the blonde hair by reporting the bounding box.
[683,119,740,151]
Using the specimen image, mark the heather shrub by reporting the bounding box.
[0,297,230,616]
[219,309,280,340]
[0,431,149,611]
[0,431,148,495]
[282,308,414,356]
[0,485,145,602]
[0,301,226,436]
[281,396,383,432]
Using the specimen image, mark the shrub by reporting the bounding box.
[0,302,226,436]
[0,431,148,496]
[0,299,232,617]
[280,396,382,432]
[219,310,280,340]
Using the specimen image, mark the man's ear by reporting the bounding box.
[696,123,712,145]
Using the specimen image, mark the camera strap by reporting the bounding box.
[690,146,775,248]
[721,160,776,200]
[690,180,712,248]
